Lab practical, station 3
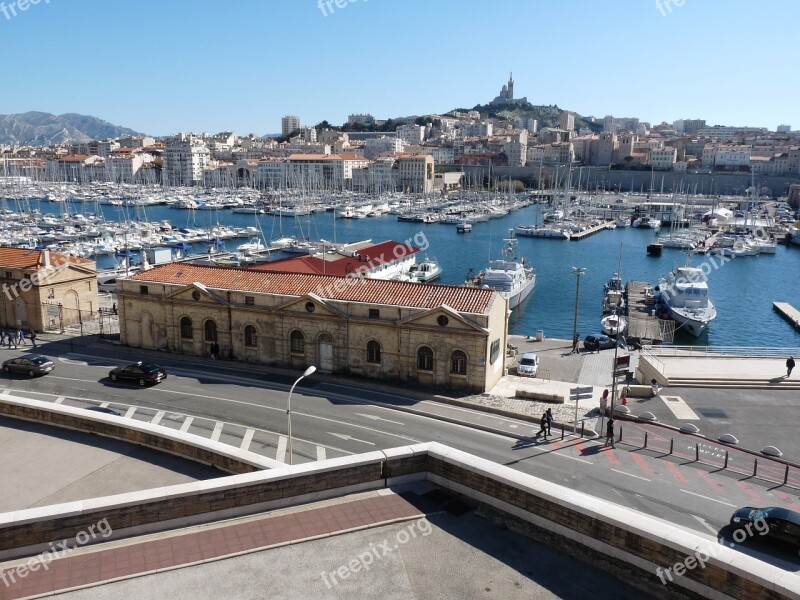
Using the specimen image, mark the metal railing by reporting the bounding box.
[616,426,800,490]
[638,345,666,374]
[642,345,800,359]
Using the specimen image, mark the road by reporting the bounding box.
[3,345,800,574]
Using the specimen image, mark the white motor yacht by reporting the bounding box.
[468,237,535,310]
[656,266,716,337]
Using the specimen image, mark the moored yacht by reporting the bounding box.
[655,265,716,337]
[467,236,535,310]
[408,257,442,283]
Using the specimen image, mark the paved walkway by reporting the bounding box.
[0,491,423,599]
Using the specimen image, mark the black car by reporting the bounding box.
[583,334,617,352]
[2,354,55,377]
[109,362,167,386]
[730,506,800,555]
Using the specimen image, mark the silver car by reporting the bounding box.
[517,352,539,377]
[2,354,55,377]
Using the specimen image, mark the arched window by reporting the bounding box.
[366,340,382,364]
[290,330,305,354]
[179,316,193,339]
[244,325,258,348]
[417,346,434,371]
[204,319,218,342]
[450,350,467,375]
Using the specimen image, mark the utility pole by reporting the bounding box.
[571,267,586,353]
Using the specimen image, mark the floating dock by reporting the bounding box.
[773,302,800,331]
[570,221,615,241]
[625,281,674,344]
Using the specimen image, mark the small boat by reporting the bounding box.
[601,313,628,337]
[647,242,663,256]
[456,222,472,233]
[408,258,442,283]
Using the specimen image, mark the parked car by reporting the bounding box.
[583,334,617,351]
[86,406,121,416]
[108,361,167,386]
[730,507,800,555]
[2,354,55,377]
[516,352,539,377]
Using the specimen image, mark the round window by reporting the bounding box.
[437,315,449,327]
[192,291,201,301]
[305,302,316,313]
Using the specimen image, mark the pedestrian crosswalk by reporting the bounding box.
[0,390,346,466]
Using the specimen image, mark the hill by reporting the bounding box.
[0,112,143,145]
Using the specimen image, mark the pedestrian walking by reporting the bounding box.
[29,330,37,348]
[572,332,580,354]
[787,356,795,378]
[538,412,548,439]
[604,418,615,448]
[17,329,24,345]
[10,333,17,349]
[545,408,553,436]
[0,330,5,347]
[210,341,220,360]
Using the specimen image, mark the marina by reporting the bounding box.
[0,183,797,348]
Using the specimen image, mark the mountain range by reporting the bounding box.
[0,112,143,146]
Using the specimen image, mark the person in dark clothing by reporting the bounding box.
[572,332,580,354]
[29,330,37,348]
[210,342,220,360]
[787,357,795,378]
[545,408,553,436]
[538,412,548,439]
[605,418,615,448]
[0,330,5,347]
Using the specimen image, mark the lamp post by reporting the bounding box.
[287,365,316,465]
[571,267,586,353]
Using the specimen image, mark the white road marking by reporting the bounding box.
[240,428,255,451]
[211,421,224,441]
[328,432,375,445]
[316,446,327,461]
[54,396,65,404]
[660,395,700,420]
[692,515,720,535]
[276,436,287,462]
[554,454,593,465]
[611,468,651,482]
[124,407,137,419]
[151,411,165,425]
[681,489,735,507]
[99,402,110,408]
[179,416,194,432]
[354,413,405,426]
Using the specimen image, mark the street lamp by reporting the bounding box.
[287,365,316,465]
[571,267,586,353]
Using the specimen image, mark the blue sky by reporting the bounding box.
[1,0,797,136]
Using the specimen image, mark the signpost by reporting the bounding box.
[570,385,594,433]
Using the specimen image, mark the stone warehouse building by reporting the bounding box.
[118,263,508,392]
[0,248,98,332]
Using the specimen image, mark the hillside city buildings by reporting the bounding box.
[3,75,800,193]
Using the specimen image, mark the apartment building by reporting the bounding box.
[396,154,434,193]
[163,137,211,185]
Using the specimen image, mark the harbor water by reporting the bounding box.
[26,200,800,348]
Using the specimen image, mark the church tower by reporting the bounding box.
[507,72,514,100]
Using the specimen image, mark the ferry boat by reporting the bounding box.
[655,265,716,337]
[467,236,535,310]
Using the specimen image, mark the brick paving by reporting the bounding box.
[0,493,423,600]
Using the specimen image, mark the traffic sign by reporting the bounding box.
[569,386,593,400]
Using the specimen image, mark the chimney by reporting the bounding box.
[42,249,51,268]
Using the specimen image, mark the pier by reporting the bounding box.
[625,281,674,345]
[570,221,615,241]
[773,302,800,331]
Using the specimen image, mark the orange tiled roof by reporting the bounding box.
[129,262,496,314]
[0,248,92,269]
